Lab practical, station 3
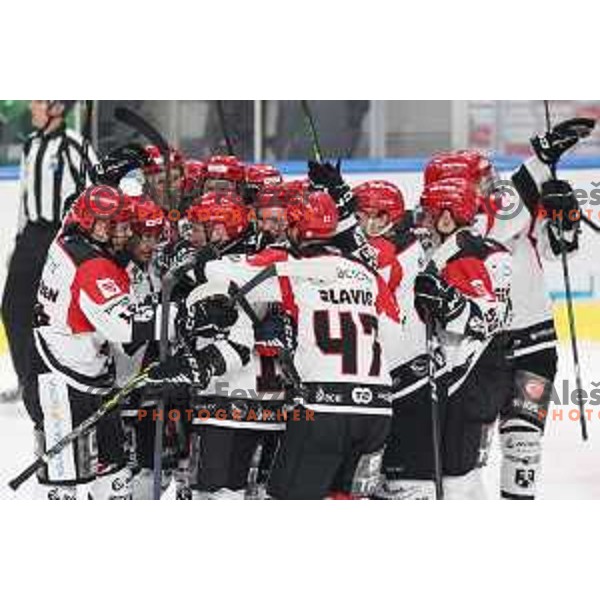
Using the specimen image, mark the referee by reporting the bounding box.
[1,100,97,413]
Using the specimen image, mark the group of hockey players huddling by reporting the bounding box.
[28,116,594,499]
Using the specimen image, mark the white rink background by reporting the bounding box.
[0,167,600,499]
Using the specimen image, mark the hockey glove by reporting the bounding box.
[160,241,220,278]
[531,117,596,167]
[414,270,466,326]
[177,294,239,339]
[146,352,212,391]
[254,308,297,357]
[92,143,150,187]
[540,180,580,228]
[308,159,356,219]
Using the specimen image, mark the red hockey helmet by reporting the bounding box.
[256,184,294,209]
[353,180,405,223]
[186,191,248,239]
[205,155,246,184]
[143,145,185,176]
[420,178,481,227]
[289,190,338,240]
[280,178,312,207]
[131,197,165,237]
[182,159,207,195]
[68,185,135,232]
[424,150,494,187]
[245,164,283,188]
[283,178,311,195]
[255,184,305,223]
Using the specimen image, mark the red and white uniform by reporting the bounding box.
[369,235,429,402]
[475,157,560,359]
[188,253,287,432]
[389,229,512,399]
[431,230,512,394]
[194,249,401,417]
[34,230,173,395]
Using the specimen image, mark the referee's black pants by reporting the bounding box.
[1,222,58,421]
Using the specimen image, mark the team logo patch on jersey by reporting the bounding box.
[352,387,373,405]
[97,278,121,299]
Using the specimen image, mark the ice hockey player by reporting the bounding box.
[113,197,167,499]
[142,145,186,210]
[502,122,592,498]
[190,191,292,499]
[180,159,207,211]
[144,179,400,499]
[29,185,207,499]
[353,180,422,299]
[422,119,593,499]
[350,181,434,496]
[243,163,283,205]
[264,188,401,499]
[145,191,260,499]
[375,177,513,499]
[203,155,246,194]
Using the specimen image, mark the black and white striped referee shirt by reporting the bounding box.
[18,124,97,233]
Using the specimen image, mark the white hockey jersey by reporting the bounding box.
[368,235,430,403]
[113,260,161,387]
[187,248,401,417]
[388,229,512,400]
[475,156,564,359]
[34,229,175,395]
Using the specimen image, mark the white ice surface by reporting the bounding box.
[1,343,600,500]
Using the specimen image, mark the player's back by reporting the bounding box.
[286,253,397,415]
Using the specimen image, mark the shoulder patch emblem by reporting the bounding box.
[97,278,121,300]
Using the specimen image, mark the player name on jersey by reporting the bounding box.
[318,288,374,306]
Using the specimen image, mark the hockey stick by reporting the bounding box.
[114,105,178,499]
[544,100,588,441]
[300,100,324,162]
[228,280,302,388]
[114,106,170,155]
[581,214,600,233]
[215,101,236,155]
[78,100,94,189]
[422,292,444,500]
[8,369,151,492]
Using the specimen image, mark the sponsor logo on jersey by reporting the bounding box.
[336,266,370,283]
[352,387,373,405]
[318,288,373,306]
[315,387,343,404]
[39,280,59,303]
[515,468,535,488]
[97,278,121,300]
[505,436,541,456]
